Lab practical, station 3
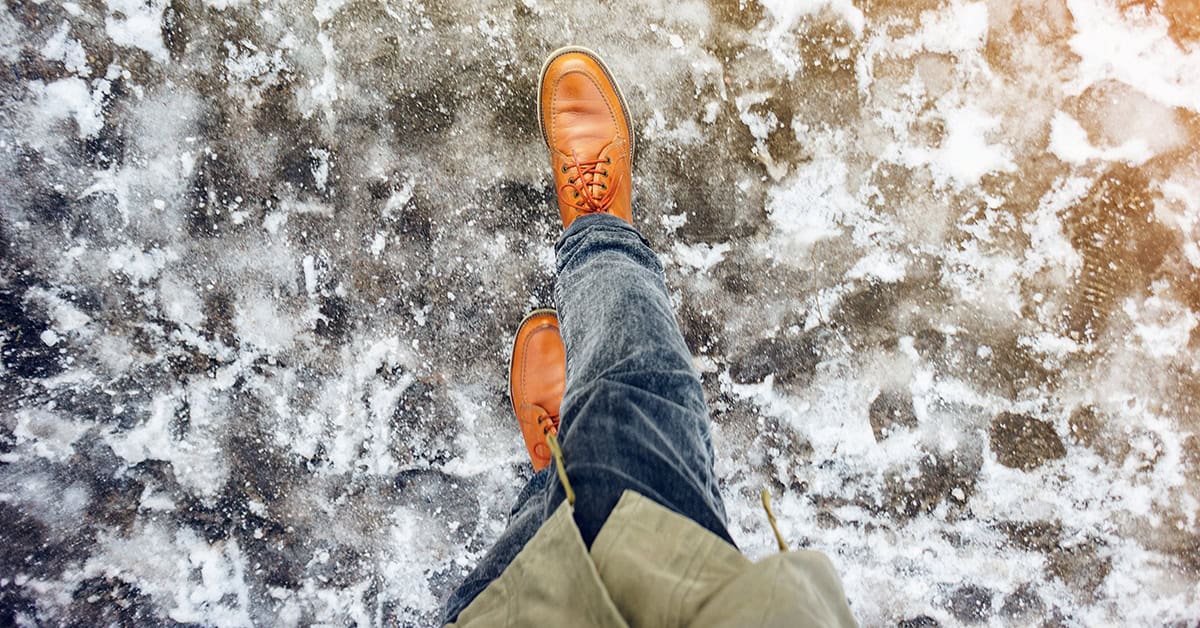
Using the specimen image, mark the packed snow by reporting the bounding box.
[1,0,1198,625]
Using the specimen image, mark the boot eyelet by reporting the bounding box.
[561,165,567,173]
[605,157,611,164]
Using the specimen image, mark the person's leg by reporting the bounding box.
[443,45,731,623]
[441,467,551,624]
[442,213,733,620]
[443,308,567,623]
[548,212,733,548]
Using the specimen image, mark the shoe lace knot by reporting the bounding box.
[560,150,615,214]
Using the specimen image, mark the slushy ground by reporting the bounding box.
[1,0,1198,625]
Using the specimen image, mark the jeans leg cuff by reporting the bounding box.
[555,213,648,255]
[559,213,636,241]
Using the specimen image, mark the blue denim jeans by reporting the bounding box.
[442,214,733,623]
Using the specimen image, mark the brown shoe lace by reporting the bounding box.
[560,150,614,214]
[521,403,560,437]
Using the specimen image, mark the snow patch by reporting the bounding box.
[766,155,854,257]
[904,100,1015,188]
[1067,0,1200,112]
[14,408,92,462]
[894,1,990,56]
[1124,290,1199,359]
[33,77,107,138]
[234,294,303,353]
[107,245,178,284]
[41,23,91,77]
[672,241,731,272]
[104,0,170,63]
[1048,111,1153,165]
[753,0,865,88]
[159,273,206,329]
[84,523,252,626]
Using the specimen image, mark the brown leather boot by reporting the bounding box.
[509,308,566,471]
[538,46,635,228]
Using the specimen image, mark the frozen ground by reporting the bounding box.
[1,0,1198,625]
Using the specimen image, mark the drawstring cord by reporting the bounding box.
[545,430,575,506]
[522,404,576,506]
[761,488,789,552]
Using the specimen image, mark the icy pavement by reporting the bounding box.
[1,0,1198,625]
